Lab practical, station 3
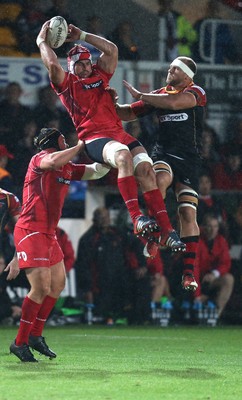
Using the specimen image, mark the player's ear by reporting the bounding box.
[57,134,65,150]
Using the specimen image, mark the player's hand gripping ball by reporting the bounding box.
[46,16,68,48]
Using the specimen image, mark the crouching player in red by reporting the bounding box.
[10,127,110,362]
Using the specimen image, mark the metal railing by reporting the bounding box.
[199,18,242,64]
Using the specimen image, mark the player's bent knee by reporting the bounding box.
[133,153,153,171]
[105,142,129,168]
[177,188,198,211]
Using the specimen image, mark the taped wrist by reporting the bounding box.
[79,31,87,41]
[36,37,45,47]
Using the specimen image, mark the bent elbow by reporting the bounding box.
[108,41,118,57]
[112,43,118,56]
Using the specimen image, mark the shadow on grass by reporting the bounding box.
[4,364,222,381]
[159,367,221,380]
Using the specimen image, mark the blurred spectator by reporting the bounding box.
[11,119,37,193]
[122,228,152,324]
[56,226,75,274]
[0,2,23,57]
[46,0,77,58]
[46,0,74,22]
[0,146,15,193]
[31,85,75,139]
[108,20,140,61]
[80,15,106,62]
[157,0,197,61]
[220,118,242,158]
[148,254,171,304]
[14,0,47,56]
[0,82,32,153]
[0,188,27,325]
[192,0,239,64]
[193,213,234,319]
[75,207,130,324]
[200,124,221,175]
[211,146,242,191]
[197,173,228,234]
[0,290,22,325]
[122,214,171,324]
[0,188,21,277]
[227,198,242,245]
[116,208,172,324]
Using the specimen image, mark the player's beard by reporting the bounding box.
[167,75,180,87]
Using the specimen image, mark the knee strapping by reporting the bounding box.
[177,189,198,210]
[105,142,129,168]
[133,153,153,171]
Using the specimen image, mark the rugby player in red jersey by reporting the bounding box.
[115,56,207,292]
[10,128,110,362]
[36,21,185,251]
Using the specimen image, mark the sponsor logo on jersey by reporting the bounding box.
[83,80,103,90]
[17,251,27,261]
[57,177,70,185]
[159,113,188,122]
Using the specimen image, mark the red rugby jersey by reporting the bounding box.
[51,64,124,141]
[16,150,85,234]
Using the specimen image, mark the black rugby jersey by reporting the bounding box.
[131,83,207,158]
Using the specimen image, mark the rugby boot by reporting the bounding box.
[143,234,161,258]
[161,230,186,252]
[10,341,38,362]
[29,335,57,359]
[182,273,198,292]
[133,216,159,237]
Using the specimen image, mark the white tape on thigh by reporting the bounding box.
[105,142,129,168]
[177,188,198,210]
[133,153,153,171]
[153,160,173,177]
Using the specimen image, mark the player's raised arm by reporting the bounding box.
[67,24,118,74]
[36,21,65,85]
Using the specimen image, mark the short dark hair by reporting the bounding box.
[34,128,61,151]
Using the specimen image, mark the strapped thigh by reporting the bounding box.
[105,142,129,168]
[133,152,153,171]
[177,188,198,211]
[153,160,173,177]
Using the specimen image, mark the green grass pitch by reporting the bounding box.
[1,325,242,400]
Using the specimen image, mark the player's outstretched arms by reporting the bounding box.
[40,140,84,170]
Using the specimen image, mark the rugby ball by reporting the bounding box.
[47,16,68,49]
